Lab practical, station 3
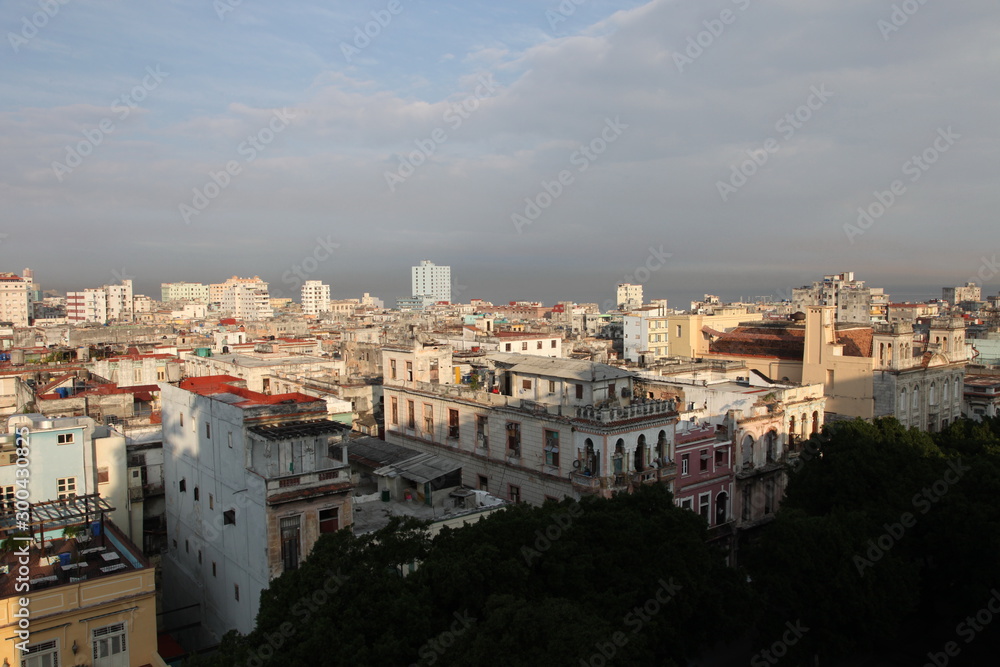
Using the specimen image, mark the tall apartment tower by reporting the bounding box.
[411,260,451,303]
[301,280,331,315]
[617,283,643,311]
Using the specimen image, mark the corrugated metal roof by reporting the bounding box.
[488,353,632,382]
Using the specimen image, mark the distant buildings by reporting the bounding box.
[162,281,210,303]
[67,279,135,324]
[212,276,273,320]
[943,282,981,305]
[0,272,31,326]
[412,260,451,303]
[792,271,888,323]
[617,283,643,311]
[301,280,331,315]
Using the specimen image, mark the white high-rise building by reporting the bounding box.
[301,280,331,315]
[617,283,643,311]
[66,280,134,324]
[0,272,31,326]
[411,260,451,303]
[218,277,273,320]
[162,282,210,303]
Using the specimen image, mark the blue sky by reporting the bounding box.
[2,0,999,307]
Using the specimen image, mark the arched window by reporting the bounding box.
[613,438,625,474]
[955,377,961,403]
[930,383,936,405]
[635,434,647,471]
[765,430,777,463]
[741,435,754,467]
[912,384,920,410]
[943,380,950,402]
[789,415,796,437]
[899,387,907,414]
[812,411,819,435]
[715,491,729,525]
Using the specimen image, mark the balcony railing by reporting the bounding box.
[575,399,676,424]
[570,472,602,493]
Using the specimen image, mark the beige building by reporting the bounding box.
[0,273,31,327]
[666,308,765,359]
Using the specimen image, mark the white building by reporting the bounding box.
[301,280,331,316]
[162,281,211,303]
[0,272,31,326]
[160,376,354,648]
[66,279,134,324]
[216,276,273,320]
[617,283,643,311]
[792,272,888,323]
[412,260,451,303]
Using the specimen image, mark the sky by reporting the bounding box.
[2,0,999,308]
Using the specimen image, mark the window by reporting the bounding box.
[522,379,531,391]
[224,509,236,525]
[676,325,682,338]
[185,540,189,553]
[194,487,200,501]
[280,516,301,572]
[157,369,166,381]
[212,561,217,577]
[575,384,584,399]
[681,454,689,475]
[97,467,109,484]
[714,448,728,467]
[423,403,434,434]
[390,358,397,380]
[505,343,512,352]
[448,409,459,439]
[228,431,233,448]
[699,493,710,523]
[506,422,521,457]
[537,341,543,349]
[509,484,521,504]
[57,477,76,499]
[235,584,240,601]
[405,361,413,381]
[319,508,339,533]
[826,369,835,391]
[391,397,399,425]
[407,400,415,429]
[521,342,528,351]
[206,422,211,438]
[679,498,693,511]
[476,415,489,449]
[57,433,74,444]
[1,485,14,512]
[548,380,555,392]
[179,478,187,493]
[478,475,488,491]
[198,549,202,564]
[551,340,557,348]
[209,494,214,509]
[700,449,709,472]
[180,412,184,427]
[21,639,59,667]
[544,430,560,467]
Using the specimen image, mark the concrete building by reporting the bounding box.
[943,282,981,305]
[211,276,273,320]
[666,308,765,360]
[616,283,643,311]
[160,376,355,648]
[181,348,344,395]
[411,260,451,303]
[964,375,1000,421]
[162,281,211,303]
[67,280,134,324]
[383,343,679,506]
[0,272,31,326]
[301,280,331,316]
[792,272,889,323]
[0,506,163,667]
[2,415,131,540]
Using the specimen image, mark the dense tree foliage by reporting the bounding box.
[193,416,1000,666]
[195,486,753,667]
[745,417,1000,664]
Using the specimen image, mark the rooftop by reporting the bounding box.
[179,375,320,408]
[490,353,633,382]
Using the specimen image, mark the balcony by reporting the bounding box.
[265,467,355,505]
[570,471,602,495]
[575,399,676,424]
[631,463,678,486]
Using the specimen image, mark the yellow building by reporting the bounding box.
[0,495,164,667]
[667,308,765,359]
